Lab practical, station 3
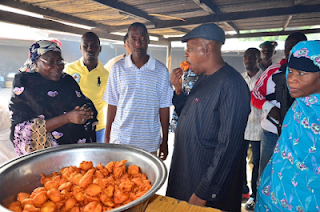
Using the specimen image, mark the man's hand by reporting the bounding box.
[268,106,280,121]
[158,142,168,160]
[170,68,183,95]
[189,193,207,206]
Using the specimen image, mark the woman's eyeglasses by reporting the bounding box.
[39,58,65,66]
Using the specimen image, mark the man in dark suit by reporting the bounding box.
[166,23,251,212]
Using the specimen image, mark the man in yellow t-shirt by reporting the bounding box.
[64,32,108,143]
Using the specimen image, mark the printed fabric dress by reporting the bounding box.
[256,93,320,212]
[10,72,98,156]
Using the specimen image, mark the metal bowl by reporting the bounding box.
[0,143,167,212]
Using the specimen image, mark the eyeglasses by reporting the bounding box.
[39,58,65,66]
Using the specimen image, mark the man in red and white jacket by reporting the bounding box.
[251,32,307,175]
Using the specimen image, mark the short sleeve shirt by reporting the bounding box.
[103,54,173,152]
[64,59,108,131]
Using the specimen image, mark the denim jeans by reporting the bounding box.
[96,128,106,143]
[242,140,260,199]
[259,130,278,175]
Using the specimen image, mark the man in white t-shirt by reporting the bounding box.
[103,22,173,160]
[241,48,263,210]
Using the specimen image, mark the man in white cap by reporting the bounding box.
[166,23,251,211]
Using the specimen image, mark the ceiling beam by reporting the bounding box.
[92,0,187,34]
[92,0,155,23]
[168,28,320,41]
[282,15,292,31]
[193,0,240,33]
[0,10,169,45]
[0,0,111,31]
[155,4,320,29]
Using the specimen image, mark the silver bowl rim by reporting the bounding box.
[0,143,168,212]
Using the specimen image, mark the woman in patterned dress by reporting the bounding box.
[256,40,320,212]
[10,40,97,156]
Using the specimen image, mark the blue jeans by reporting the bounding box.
[242,140,260,199]
[96,128,106,143]
[259,130,278,175]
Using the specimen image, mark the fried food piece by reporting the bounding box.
[79,161,93,172]
[32,191,48,208]
[8,201,22,212]
[131,178,143,187]
[105,161,115,173]
[58,182,72,191]
[47,189,62,203]
[40,201,56,212]
[180,60,190,71]
[79,169,95,189]
[84,194,100,204]
[119,180,135,192]
[64,198,77,211]
[83,201,102,212]
[92,178,108,189]
[113,160,127,179]
[100,194,115,208]
[17,193,30,203]
[85,184,102,197]
[127,165,139,176]
[113,189,129,205]
[70,206,80,212]
[102,185,114,198]
[94,170,105,179]
[30,187,46,199]
[60,189,72,199]
[69,173,83,185]
[40,172,59,185]
[21,198,34,208]
[44,181,59,191]
[96,163,109,177]
[23,204,40,212]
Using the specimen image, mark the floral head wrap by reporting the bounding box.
[19,40,61,73]
[287,40,320,73]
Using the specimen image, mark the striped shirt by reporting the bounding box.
[103,54,173,152]
[241,69,263,141]
[251,59,287,134]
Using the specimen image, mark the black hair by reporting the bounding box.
[245,47,261,59]
[82,32,100,45]
[286,32,307,42]
[127,22,149,35]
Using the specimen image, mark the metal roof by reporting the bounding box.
[0,0,320,44]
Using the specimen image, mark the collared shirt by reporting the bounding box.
[103,54,173,152]
[104,54,126,73]
[241,69,263,141]
[64,58,109,131]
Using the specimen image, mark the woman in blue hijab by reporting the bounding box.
[256,40,320,212]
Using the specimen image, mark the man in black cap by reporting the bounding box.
[259,41,277,71]
[166,23,251,211]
